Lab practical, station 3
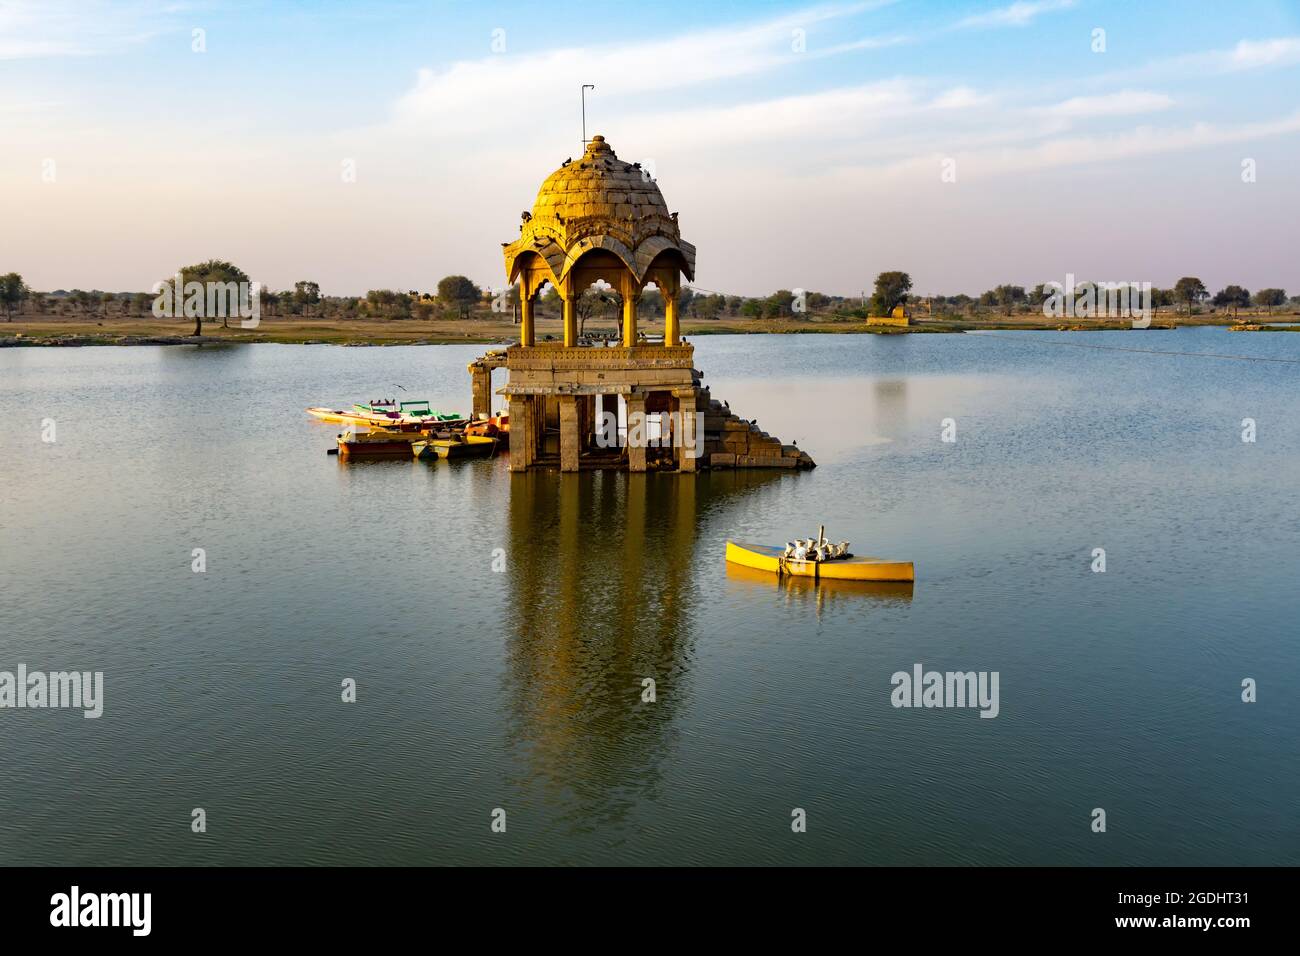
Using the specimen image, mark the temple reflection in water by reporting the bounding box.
[502,470,770,808]
[501,469,911,817]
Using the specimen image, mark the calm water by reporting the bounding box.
[1,329,1297,866]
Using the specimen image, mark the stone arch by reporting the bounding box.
[560,237,638,286]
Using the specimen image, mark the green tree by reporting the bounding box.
[167,260,251,334]
[260,289,280,317]
[293,280,321,317]
[1173,276,1208,314]
[1029,284,1055,311]
[0,273,29,320]
[365,289,394,317]
[677,287,695,316]
[1150,288,1172,316]
[870,271,912,316]
[691,294,724,321]
[993,284,1027,315]
[763,289,795,318]
[640,289,665,318]
[391,291,413,319]
[1212,285,1250,318]
[1253,288,1286,314]
[577,286,617,337]
[437,275,482,319]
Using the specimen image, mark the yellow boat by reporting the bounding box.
[413,435,499,460]
[725,541,914,582]
[307,403,467,429]
[308,406,359,424]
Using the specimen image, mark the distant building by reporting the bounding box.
[868,304,910,327]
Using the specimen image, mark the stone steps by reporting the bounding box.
[697,392,815,469]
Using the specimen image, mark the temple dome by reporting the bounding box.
[504,134,695,286]
[532,135,671,224]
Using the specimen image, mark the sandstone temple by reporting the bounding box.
[468,135,814,473]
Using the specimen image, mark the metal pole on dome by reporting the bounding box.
[581,84,595,147]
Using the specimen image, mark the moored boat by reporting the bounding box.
[336,427,423,460]
[725,540,914,582]
[464,413,510,447]
[307,406,360,424]
[308,399,467,429]
[353,399,463,424]
[413,434,500,460]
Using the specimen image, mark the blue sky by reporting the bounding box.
[3,0,1299,296]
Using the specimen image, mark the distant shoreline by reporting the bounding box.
[0,312,1288,347]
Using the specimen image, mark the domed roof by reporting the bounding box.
[532,136,670,224]
[503,135,695,287]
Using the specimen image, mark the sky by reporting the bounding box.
[2,0,1299,297]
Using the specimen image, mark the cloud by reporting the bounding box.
[956,0,1076,30]
[617,81,997,152]
[935,110,1300,178]
[1101,35,1300,83]
[1039,91,1175,118]
[0,0,173,59]
[1203,36,1300,72]
[389,2,892,132]
[816,34,912,56]
[931,86,991,110]
[624,80,918,148]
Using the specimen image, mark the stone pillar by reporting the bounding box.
[559,394,580,473]
[578,395,594,449]
[625,392,647,473]
[508,396,533,472]
[664,292,680,347]
[621,293,639,348]
[563,296,577,347]
[519,292,534,347]
[675,390,699,472]
[471,365,492,419]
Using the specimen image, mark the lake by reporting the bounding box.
[1,328,1296,865]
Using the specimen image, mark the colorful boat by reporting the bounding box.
[725,541,914,582]
[307,406,362,424]
[413,435,500,460]
[335,427,423,460]
[308,399,466,429]
[464,413,510,447]
[353,399,463,423]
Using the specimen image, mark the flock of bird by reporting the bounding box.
[782,534,850,562]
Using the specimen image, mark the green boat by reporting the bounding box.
[351,399,465,426]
